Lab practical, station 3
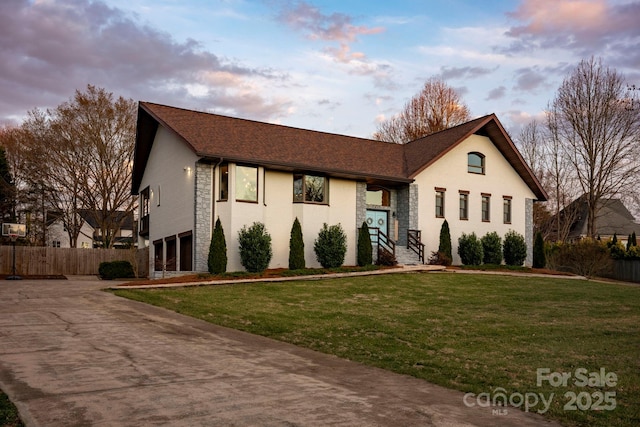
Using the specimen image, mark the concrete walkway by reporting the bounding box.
[0,278,561,427]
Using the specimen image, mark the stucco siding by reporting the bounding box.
[211,165,357,272]
[413,134,537,265]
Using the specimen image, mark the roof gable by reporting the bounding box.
[133,102,547,201]
[403,114,547,200]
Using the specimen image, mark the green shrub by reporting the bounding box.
[503,230,527,266]
[288,217,305,270]
[208,218,227,274]
[457,232,483,265]
[357,222,373,266]
[626,245,640,260]
[533,231,546,268]
[481,231,502,265]
[314,223,347,268]
[609,241,627,260]
[238,222,272,273]
[99,260,134,280]
[438,220,452,262]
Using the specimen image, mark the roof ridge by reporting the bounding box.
[140,101,396,146]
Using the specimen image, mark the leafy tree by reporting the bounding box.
[503,230,527,266]
[314,223,347,268]
[288,217,305,270]
[438,220,452,263]
[547,57,640,238]
[533,232,546,268]
[357,221,373,266]
[481,232,502,265]
[457,232,483,265]
[208,218,227,274]
[373,77,471,143]
[238,222,272,273]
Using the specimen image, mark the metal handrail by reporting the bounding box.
[407,229,425,263]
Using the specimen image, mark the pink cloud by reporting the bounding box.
[506,0,640,52]
[277,1,384,43]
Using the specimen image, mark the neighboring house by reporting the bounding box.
[46,210,135,248]
[553,195,640,244]
[133,102,547,277]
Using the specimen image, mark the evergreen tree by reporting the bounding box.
[357,221,373,266]
[627,234,633,251]
[208,218,227,274]
[632,232,637,247]
[288,217,305,270]
[0,146,16,222]
[533,231,546,268]
[438,220,452,261]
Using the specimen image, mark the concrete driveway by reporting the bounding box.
[0,277,560,427]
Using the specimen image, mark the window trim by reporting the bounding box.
[459,191,469,220]
[503,196,512,224]
[293,173,329,204]
[235,164,259,203]
[435,188,445,218]
[218,163,229,201]
[468,152,485,174]
[481,193,491,222]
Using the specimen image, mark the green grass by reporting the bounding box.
[113,272,640,427]
[0,389,24,427]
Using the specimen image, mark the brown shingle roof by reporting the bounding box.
[133,102,547,201]
[135,102,407,188]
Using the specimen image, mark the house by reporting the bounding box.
[46,209,135,248]
[552,195,640,244]
[133,102,547,277]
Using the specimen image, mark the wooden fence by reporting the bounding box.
[613,260,640,283]
[0,246,149,277]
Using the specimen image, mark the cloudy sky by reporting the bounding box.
[1,0,639,138]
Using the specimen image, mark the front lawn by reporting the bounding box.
[113,272,640,427]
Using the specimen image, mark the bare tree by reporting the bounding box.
[8,85,137,248]
[547,57,640,238]
[374,78,471,143]
[49,85,137,248]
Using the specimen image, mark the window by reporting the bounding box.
[503,197,512,224]
[219,163,229,200]
[235,165,258,202]
[435,189,445,218]
[482,194,491,222]
[179,231,193,271]
[165,236,176,271]
[366,186,390,206]
[140,186,150,236]
[468,152,485,174]
[294,174,327,203]
[153,240,163,271]
[459,192,469,220]
[52,240,61,248]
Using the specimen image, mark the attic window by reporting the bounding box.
[468,152,485,174]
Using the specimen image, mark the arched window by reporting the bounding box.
[468,152,485,174]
